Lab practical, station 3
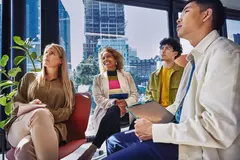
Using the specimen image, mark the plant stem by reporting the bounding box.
[25,48,36,72]
[3,72,10,79]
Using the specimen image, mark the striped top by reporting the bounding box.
[107,70,122,95]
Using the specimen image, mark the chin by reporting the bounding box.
[177,31,183,38]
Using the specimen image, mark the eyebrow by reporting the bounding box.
[183,6,191,12]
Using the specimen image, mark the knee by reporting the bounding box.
[106,133,122,155]
[30,108,54,124]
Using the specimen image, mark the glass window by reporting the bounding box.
[59,0,169,136]
[26,0,41,72]
[226,19,240,45]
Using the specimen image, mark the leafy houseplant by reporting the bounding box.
[0,36,42,128]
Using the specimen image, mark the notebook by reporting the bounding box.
[109,93,128,99]
[126,101,174,123]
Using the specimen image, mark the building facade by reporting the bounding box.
[83,0,125,59]
[59,1,72,70]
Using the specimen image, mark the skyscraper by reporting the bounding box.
[233,33,240,45]
[25,0,72,71]
[26,0,41,72]
[83,0,125,59]
[59,1,72,70]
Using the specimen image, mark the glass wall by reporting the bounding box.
[226,19,240,45]
[60,0,169,97]
[26,0,41,71]
[59,0,169,136]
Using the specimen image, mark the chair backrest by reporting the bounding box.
[66,92,91,141]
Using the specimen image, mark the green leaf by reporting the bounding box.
[12,46,25,51]
[0,117,10,129]
[0,55,9,67]
[0,96,7,106]
[8,67,22,77]
[13,36,25,46]
[5,102,12,116]
[14,56,26,66]
[30,68,42,72]
[38,55,43,63]
[7,90,17,100]
[0,69,6,74]
[30,52,37,60]
[0,80,13,87]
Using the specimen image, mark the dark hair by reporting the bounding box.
[160,38,183,59]
[187,0,225,30]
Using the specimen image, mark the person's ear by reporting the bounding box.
[202,8,213,23]
[173,51,178,59]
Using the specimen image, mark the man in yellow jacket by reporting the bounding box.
[146,38,184,107]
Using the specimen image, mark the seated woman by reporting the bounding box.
[4,43,74,160]
[78,47,138,160]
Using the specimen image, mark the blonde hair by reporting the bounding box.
[28,43,74,109]
[98,47,124,73]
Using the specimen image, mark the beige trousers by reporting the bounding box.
[7,108,59,160]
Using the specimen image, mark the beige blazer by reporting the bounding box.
[92,70,138,132]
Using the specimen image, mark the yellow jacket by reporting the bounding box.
[145,63,184,106]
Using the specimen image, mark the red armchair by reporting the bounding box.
[6,92,92,160]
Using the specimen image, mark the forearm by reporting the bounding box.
[48,107,72,123]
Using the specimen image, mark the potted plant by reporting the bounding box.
[0,36,42,128]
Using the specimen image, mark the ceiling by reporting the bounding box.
[221,0,240,10]
[181,0,240,10]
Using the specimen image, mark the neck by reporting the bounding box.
[107,67,116,71]
[45,68,59,81]
[188,28,213,47]
[163,61,175,69]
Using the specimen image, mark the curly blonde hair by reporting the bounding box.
[98,47,124,73]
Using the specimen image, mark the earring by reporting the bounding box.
[116,62,118,65]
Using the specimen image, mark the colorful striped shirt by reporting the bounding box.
[107,70,122,95]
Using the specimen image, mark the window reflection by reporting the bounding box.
[226,19,240,45]
[26,0,41,71]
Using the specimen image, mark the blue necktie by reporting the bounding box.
[175,61,195,123]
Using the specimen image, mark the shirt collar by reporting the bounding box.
[186,30,220,61]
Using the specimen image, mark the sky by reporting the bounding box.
[61,0,169,70]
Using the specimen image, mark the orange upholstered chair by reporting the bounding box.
[6,92,92,160]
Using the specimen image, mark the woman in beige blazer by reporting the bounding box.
[78,47,138,160]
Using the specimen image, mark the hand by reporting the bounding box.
[116,99,127,116]
[135,118,153,141]
[115,99,127,108]
[29,99,42,104]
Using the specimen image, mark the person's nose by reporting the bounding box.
[176,17,181,24]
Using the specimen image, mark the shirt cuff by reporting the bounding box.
[152,123,173,143]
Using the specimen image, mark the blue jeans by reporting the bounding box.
[105,132,178,160]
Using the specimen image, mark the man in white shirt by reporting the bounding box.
[105,0,240,159]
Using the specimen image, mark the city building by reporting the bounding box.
[59,1,72,70]
[25,0,72,71]
[26,0,41,72]
[83,0,125,59]
[233,33,240,45]
[129,58,157,82]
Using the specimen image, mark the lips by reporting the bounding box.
[176,25,182,31]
